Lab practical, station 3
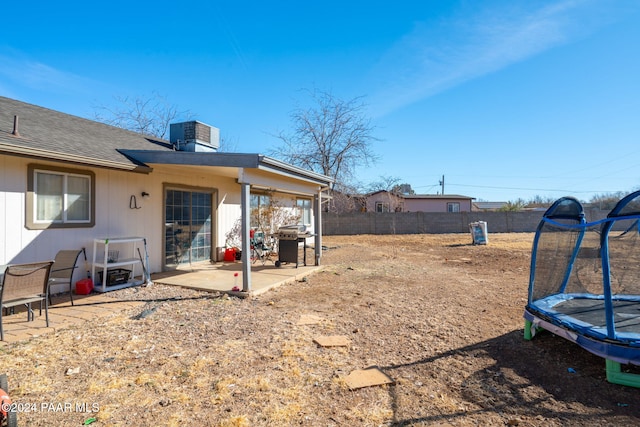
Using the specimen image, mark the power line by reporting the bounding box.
[445,182,618,194]
[414,184,439,192]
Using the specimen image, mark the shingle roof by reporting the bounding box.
[474,201,507,209]
[0,96,171,172]
[0,96,335,187]
[403,194,474,200]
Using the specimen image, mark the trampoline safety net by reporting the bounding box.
[527,190,640,344]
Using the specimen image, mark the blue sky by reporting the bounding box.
[1,0,639,202]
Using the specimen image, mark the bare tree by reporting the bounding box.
[217,135,239,153]
[393,183,415,195]
[271,89,379,184]
[367,176,404,193]
[94,93,192,139]
[589,191,627,210]
[327,181,367,213]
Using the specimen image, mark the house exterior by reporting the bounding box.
[473,201,507,211]
[364,190,474,213]
[0,96,333,292]
[364,190,405,212]
[403,194,474,212]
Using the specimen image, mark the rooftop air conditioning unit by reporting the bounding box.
[170,121,220,152]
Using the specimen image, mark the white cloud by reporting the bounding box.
[0,49,98,96]
[367,0,637,117]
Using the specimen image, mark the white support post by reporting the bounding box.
[314,189,323,266]
[240,181,252,292]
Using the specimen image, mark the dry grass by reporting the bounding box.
[0,233,639,426]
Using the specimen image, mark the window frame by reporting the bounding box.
[27,164,95,229]
[250,192,272,229]
[375,202,390,213]
[447,202,461,213]
[296,198,312,226]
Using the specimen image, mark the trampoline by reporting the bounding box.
[524,190,640,387]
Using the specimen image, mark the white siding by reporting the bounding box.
[1,154,322,292]
[0,156,235,285]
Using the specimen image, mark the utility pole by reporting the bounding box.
[439,175,445,195]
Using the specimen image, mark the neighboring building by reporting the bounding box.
[473,201,508,211]
[0,96,333,292]
[403,194,474,213]
[364,190,405,212]
[364,190,474,213]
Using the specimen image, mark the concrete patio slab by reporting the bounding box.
[151,259,321,296]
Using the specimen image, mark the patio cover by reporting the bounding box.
[119,150,334,293]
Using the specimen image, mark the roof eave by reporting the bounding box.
[121,150,334,187]
[0,142,153,173]
[258,155,334,187]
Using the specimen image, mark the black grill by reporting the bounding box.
[275,226,312,267]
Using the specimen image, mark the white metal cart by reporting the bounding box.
[91,237,151,292]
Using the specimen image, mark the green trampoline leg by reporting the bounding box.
[524,319,543,341]
[524,320,533,340]
[606,359,640,388]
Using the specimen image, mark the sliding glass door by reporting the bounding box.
[165,188,214,268]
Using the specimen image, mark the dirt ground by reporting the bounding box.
[2,233,640,426]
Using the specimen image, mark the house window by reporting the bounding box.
[296,198,312,225]
[250,193,271,228]
[447,202,460,213]
[375,202,390,213]
[27,164,95,229]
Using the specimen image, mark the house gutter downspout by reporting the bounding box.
[240,178,252,292]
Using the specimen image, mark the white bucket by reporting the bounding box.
[469,221,488,245]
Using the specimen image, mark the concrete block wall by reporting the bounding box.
[322,208,610,235]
